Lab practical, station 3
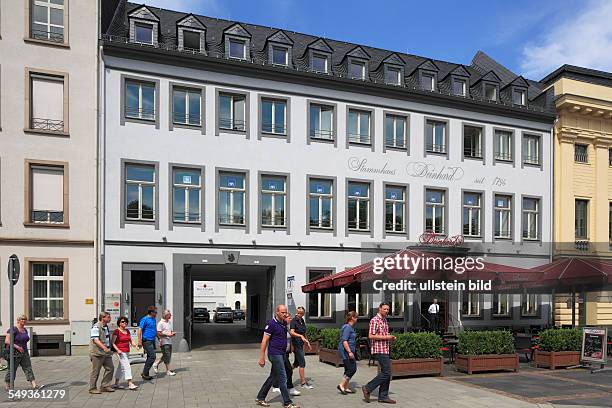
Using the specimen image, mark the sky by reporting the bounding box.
[143,0,612,80]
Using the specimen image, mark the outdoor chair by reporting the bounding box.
[514,334,534,362]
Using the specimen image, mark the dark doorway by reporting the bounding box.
[419,293,448,333]
[131,270,155,326]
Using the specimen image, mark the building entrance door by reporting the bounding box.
[122,263,165,326]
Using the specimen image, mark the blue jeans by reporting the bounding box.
[342,357,357,380]
[365,354,391,400]
[142,340,156,376]
[256,354,292,405]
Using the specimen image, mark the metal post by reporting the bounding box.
[571,287,576,328]
[8,265,14,391]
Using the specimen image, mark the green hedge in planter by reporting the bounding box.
[457,330,515,355]
[320,328,340,350]
[538,328,581,352]
[390,332,443,360]
[305,326,321,341]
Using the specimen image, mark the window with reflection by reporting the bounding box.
[173,168,201,223]
[125,164,155,221]
[385,186,405,233]
[425,189,445,234]
[218,173,245,225]
[219,93,246,131]
[261,175,286,227]
[261,99,286,135]
[309,179,333,229]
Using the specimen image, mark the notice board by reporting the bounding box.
[581,327,608,364]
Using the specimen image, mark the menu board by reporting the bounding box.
[127,327,144,357]
[581,327,608,364]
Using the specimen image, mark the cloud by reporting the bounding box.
[520,0,612,79]
[143,0,226,17]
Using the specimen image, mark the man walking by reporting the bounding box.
[428,298,440,333]
[89,312,114,394]
[289,307,312,389]
[255,304,299,408]
[153,309,176,376]
[362,302,396,404]
[139,306,158,380]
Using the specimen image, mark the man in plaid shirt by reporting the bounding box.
[362,302,396,404]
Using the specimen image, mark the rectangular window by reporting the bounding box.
[425,189,445,234]
[495,130,513,161]
[574,144,588,163]
[31,0,64,43]
[272,46,288,66]
[422,73,435,91]
[309,104,334,140]
[521,294,538,317]
[385,186,405,233]
[463,125,482,159]
[312,53,328,73]
[32,263,64,320]
[453,79,466,96]
[494,195,512,239]
[125,164,155,221]
[125,80,155,121]
[348,110,371,144]
[309,179,333,229]
[218,172,245,225]
[30,73,65,132]
[575,199,588,239]
[523,135,540,165]
[347,293,370,317]
[261,175,286,227]
[609,148,612,166]
[228,38,246,59]
[347,182,370,231]
[172,88,201,126]
[425,120,446,154]
[485,83,497,101]
[512,89,526,105]
[384,114,406,149]
[522,198,539,240]
[182,30,201,51]
[385,67,401,85]
[219,93,246,131]
[308,270,332,318]
[383,292,405,317]
[349,61,365,80]
[134,22,153,44]
[462,192,481,237]
[609,203,612,244]
[493,294,510,316]
[261,99,286,135]
[30,165,64,224]
[462,292,480,316]
[172,168,201,223]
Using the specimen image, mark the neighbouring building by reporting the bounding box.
[99,1,556,348]
[193,281,247,312]
[0,0,99,355]
[541,65,612,328]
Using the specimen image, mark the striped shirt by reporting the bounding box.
[369,313,390,355]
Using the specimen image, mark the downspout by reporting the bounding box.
[95,0,101,315]
[550,121,556,327]
[96,0,106,312]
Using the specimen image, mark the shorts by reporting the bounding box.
[160,344,172,364]
[293,342,306,368]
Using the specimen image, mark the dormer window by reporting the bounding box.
[453,79,466,96]
[272,46,288,66]
[182,30,201,51]
[229,38,246,59]
[312,53,328,73]
[349,61,366,80]
[135,22,153,44]
[176,14,206,53]
[485,83,498,101]
[128,6,159,46]
[513,89,526,105]
[385,66,401,85]
[422,73,435,91]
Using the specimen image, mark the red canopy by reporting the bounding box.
[523,257,611,289]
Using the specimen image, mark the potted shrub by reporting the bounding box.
[455,330,518,374]
[386,332,443,379]
[305,326,321,355]
[318,328,343,367]
[534,328,581,369]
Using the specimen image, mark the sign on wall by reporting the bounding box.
[105,293,121,323]
[193,281,227,297]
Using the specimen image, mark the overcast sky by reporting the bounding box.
[144,0,612,80]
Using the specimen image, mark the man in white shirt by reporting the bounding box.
[428,299,440,333]
[153,310,176,376]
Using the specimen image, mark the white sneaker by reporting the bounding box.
[167,371,176,376]
[271,387,280,394]
[289,388,301,396]
[152,364,158,374]
[300,382,314,389]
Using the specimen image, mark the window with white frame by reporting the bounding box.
[309,104,334,140]
[312,53,328,73]
[463,125,482,159]
[522,197,539,240]
[385,186,405,233]
[462,192,482,237]
[493,293,510,316]
[31,0,64,42]
[494,195,512,238]
[348,110,371,144]
[218,172,245,225]
[30,165,64,224]
[422,72,435,91]
[349,60,366,80]
[134,22,154,44]
[30,73,65,132]
[385,66,401,85]
[425,189,445,234]
[347,182,370,231]
[172,88,201,126]
[347,293,370,317]
[172,168,201,223]
[309,179,333,229]
[521,294,538,317]
[523,134,540,165]
[219,93,246,131]
[272,46,288,66]
[384,114,406,149]
[228,38,246,59]
[495,130,513,161]
[484,83,497,101]
[453,78,466,96]
[261,175,286,227]
[512,89,526,105]
[125,80,155,121]
[32,263,64,320]
[261,99,286,135]
[462,292,480,316]
[575,199,588,239]
[308,270,332,318]
[387,292,405,317]
[425,120,446,153]
[125,164,155,221]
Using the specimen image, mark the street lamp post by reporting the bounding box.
[7,254,20,391]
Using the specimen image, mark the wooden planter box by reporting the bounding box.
[533,350,580,369]
[305,340,320,355]
[382,358,443,379]
[455,354,519,374]
[318,347,343,367]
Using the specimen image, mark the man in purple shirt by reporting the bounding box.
[255,304,298,408]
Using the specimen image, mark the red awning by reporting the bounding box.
[523,257,611,289]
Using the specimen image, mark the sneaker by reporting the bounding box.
[289,388,301,396]
[300,382,314,389]
[152,364,158,374]
[167,371,176,376]
[141,374,153,381]
[284,404,300,408]
[89,388,102,395]
[255,400,270,407]
[271,387,280,394]
[100,386,115,393]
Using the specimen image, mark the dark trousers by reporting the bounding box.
[273,352,293,390]
[342,357,357,380]
[142,340,156,376]
[430,313,440,332]
[365,354,391,400]
[4,351,35,383]
[256,354,292,405]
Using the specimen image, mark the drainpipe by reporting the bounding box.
[97,29,107,312]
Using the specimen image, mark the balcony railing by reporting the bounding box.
[32,210,64,224]
[218,214,245,225]
[173,112,201,126]
[348,133,371,145]
[125,107,155,120]
[575,151,588,163]
[426,143,446,154]
[495,151,513,161]
[31,118,64,132]
[310,129,334,141]
[464,147,483,159]
[219,117,246,131]
[173,211,201,223]
[31,28,64,43]
[262,215,287,227]
[523,155,540,165]
[261,122,286,135]
[575,240,589,251]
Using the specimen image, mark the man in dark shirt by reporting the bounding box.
[289,306,312,389]
[255,304,298,408]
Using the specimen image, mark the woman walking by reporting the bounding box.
[337,311,358,395]
[3,315,41,390]
[111,317,139,390]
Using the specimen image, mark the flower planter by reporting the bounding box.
[318,347,343,367]
[455,354,519,374]
[533,350,580,369]
[383,358,443,379]
[305,340,320,355]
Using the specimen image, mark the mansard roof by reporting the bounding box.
[176,13,205,30]
[266,30,293,45]
[128,4,159,21]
